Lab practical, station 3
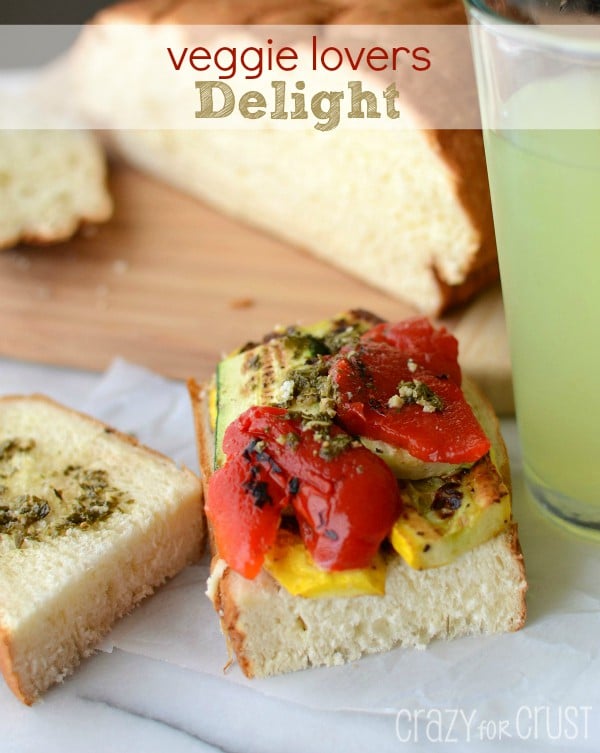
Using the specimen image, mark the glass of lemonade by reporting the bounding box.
[464,0,600,533]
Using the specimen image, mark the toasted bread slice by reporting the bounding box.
[0,395,203,704]
[189,377,526,678]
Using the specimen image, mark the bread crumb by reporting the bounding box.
[112,259,129,275]
[7,252,31,271]
[95,284,109,309]
[229,297,254,309]
[80,224,99,239]
[35,286,51,300]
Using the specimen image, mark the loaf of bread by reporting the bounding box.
[0,130,113,250]
[0,395,203,704]
[73,0,497,315]
[190,373,526,678]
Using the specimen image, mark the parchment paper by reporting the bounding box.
[69,361,600,742]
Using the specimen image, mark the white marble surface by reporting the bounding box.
[1,356,599,753]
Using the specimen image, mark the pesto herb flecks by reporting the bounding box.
[0,495,50,532]
[0,439,134,548]
[388,380,444,413]
[276,358,338,419]
[316,432,357,461]
[61,467,133,528]
[0,438,35,463]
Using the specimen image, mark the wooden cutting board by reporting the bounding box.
[0,162,514,413]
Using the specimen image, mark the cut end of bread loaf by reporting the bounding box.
[101,126,496,317]
[209,525,526,678]
[0,130,113,251]
[75,0,497,315]
[0,395,203,704]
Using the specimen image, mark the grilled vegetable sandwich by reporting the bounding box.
[0,396,203,704]
[190,311,527,678]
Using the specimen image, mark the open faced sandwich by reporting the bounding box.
[189,310,526,678]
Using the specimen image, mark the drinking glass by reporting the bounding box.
[464,0,600,533]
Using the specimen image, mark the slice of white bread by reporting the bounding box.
[0,130,113,250]
[0,395,203,704]
[189,376,526,678]
[72,0,497,315]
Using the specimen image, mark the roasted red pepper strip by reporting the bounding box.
[330,340,490,464]
[206,406,401,577]
[207,452,285,579]
[362,316,462,385]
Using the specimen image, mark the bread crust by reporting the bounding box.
[92,0,467,26]
[190,367,527,678]
[0,625,28,704]
[211,558,256,678]
[0,393,199,482]
[504,522,527,631]
[0,218,111,252]
[187,379,215,486]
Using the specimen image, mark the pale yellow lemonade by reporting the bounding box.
[483,73,600,514]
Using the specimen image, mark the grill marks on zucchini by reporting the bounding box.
[214,312,377,469]
[431,482,464,518]
[390,455,510,569]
